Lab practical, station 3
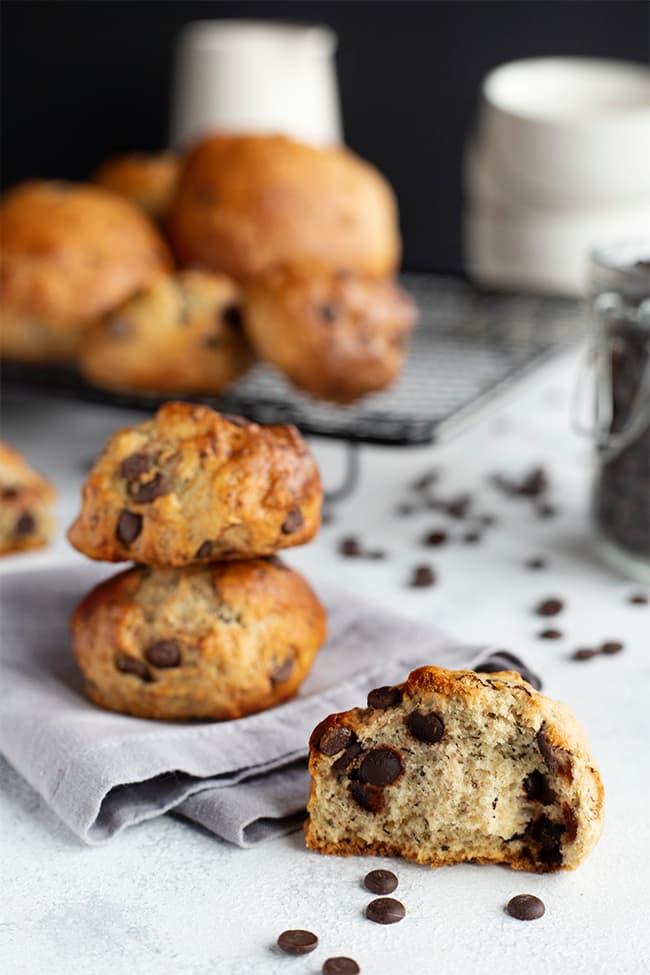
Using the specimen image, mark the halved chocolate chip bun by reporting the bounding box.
[305,666,604,872]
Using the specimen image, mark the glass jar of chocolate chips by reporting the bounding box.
[582,241,650,581]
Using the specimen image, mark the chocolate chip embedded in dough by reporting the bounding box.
[407,709,444,743]
[116,509,142,545]
[358,748,403,786]
[120,452,153,480]
[221,304,243,331]
[15,513,35,535]
[523,770,555,805]
[281,507,303,534]
[536,728,573,780]
[367,686,403,709]
[195,540,214,559]
[146,640,181,669]
[115,652,152,682]
[562,802,579,842]
[332,743,363,771]
[319,302,339,323]
[318,725,355,756]
[129,472,170,503]
[271,655,294,684]
[349,781,384,813]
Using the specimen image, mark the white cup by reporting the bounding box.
[170,20,343,149]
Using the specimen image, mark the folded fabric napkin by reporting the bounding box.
[0,563,531,847]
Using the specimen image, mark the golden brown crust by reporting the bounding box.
[0,441,56,554]
[67,402,322,566]
[0,181,173,362]
[167,134,400,281]
[79,270,253,394]
[305,666,604,873]
[244,261,417,403]
[71,559,327,720]
[93,152,180,220]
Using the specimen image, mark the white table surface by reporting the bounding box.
[1,346,649,975]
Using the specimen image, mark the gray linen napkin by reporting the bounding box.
[0,563,522,847]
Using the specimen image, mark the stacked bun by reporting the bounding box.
[68,402,327,720]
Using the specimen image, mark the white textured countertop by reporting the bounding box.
[1,347,649,975]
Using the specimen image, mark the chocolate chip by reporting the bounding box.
[364,869,398,894]
[536,728,572,780]
[517,467,548,497]
[365,897,405,925]
[195,540,217,560]
[15,513,35,535]
[523,770,555,805]
[628,592,648,605]
[367,686,403,709]
[281,507,303,534]
[322,958,360,975]
[410,565,435,587]
[563,802,579,842]
[319,302,339,323]
[146,640,181,668]
[221,304,242,330]
[116,510,142,545]
[463,531,481,544]
[423,530,447,547]
[332,743,363,771]
[506,894,545,921]
[601,640,624,654]
[318,725,355,756]
[358,748,403,786]
[407,709,444,743]
[115,653,152,682]
[526,557,547,570]
[271,655,294,684]
[572,648,598,661]
[130,473,170,504]
[120,452,152,480]
[526,814,565,866]
[539,628,562,640]
[339,537,361,557]
[349,781,384,813]
[1,487,18,500]
[535,598,564,617]
[277,930,318,955]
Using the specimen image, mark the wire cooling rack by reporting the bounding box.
[2,274,586,446]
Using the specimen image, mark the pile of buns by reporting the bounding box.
[0,136,417,404]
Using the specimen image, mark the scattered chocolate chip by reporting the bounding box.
[271,655,294,684]
[364,869,398,895]
[130,473,170,504]
[318,725,355,756]
[446,494,471,518]
[367,686,403,709]
[195,540,214,559]
[463,531,481,544]
[15,513,35,535]
[116,510,142,545]
[410,565,435,587]
[120,452,153,480]
[407,709,444,743]
[628,592,648,605]
[601,640,624,654]
[322,958,360,975]
[332,743,363,771]
[146,640,181,668]
[115,653,152,682]
[319,302,339,323]
[536,502,557,519]
[523,770,555,805]
[277,930,318,955]
[221,304,242,330]
[476,652,542,690]
[281,507,303,534]
[339,536,361,557]
[506,894,545,921]
[365,897,405,925]
[539,628,562,640]
[349,781,384,813]
[423,530,447,547]
[526,557,547,570]
[526,814,565,866]
[358,748,403,786]
[572,648,598,661]
[535,598,564,617]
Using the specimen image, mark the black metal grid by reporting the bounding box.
[2,274,586,445]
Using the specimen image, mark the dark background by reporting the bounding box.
[2,1,648,271]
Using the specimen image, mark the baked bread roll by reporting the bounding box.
[79,270,252,394]
[71,558,327,720]
[0,181,172,362]
[167,134,400,281]
[244,261,417,403]
[305,666,604,872]
[0,441,56,555]
[67,402,322,566]
[93,152,180,221]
